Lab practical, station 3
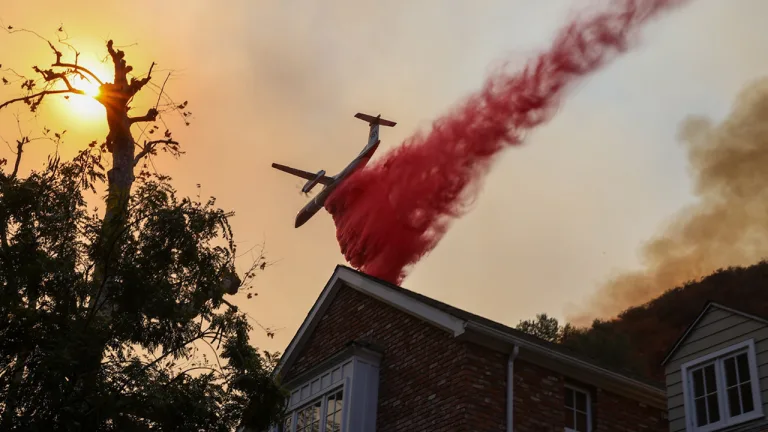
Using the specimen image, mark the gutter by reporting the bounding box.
[464,321,666,408]
[507,345,520,432]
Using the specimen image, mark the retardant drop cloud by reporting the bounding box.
[325,0,690,284]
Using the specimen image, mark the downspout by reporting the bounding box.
[507,345,520,432]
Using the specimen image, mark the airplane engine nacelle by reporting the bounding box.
[301,170,326,193]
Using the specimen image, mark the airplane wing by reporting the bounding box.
[271,163,334,185]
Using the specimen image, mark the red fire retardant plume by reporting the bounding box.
[325,0,689,284]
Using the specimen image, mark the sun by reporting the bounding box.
[57,62,109,121]
[65,78,104,119]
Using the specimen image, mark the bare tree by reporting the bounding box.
[1,25,192,316]
[0,26,283,430]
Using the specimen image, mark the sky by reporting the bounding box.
[2,0,768,353]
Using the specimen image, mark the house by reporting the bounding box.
[663,303,768,432]
[270,265,667,432]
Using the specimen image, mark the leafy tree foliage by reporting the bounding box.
[515,313,564,343]
[516,262,768,382]
[0,147,285,430]
[0,27,285,431]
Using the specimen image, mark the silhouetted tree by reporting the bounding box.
[0,26,285,430]
[516,262,768,382]
[515,313,564,343]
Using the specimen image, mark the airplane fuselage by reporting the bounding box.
[271,112,395,228]
[294,138,379,228]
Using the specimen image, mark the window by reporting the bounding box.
[280,415,292,432]
[272,351,380,432]
[296,399,322,432]
[325,390,343,432]
[690,363,720,426]
[278,389,344,432]
[564,385,591,432]
[682,339,764,431]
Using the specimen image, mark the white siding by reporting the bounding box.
[288,358,353,410]
[283,353,381,432]
[347,357,381,431]
[665,307,768,431]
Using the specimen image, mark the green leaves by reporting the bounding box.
[0,148,283,430]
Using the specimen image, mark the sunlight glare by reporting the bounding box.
[58,61,108,122]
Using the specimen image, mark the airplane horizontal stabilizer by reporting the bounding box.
[354,112,396,127]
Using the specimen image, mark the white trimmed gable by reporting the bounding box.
[664,303,768,432]
[274,266,466,379]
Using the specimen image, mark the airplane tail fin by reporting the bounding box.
[354,112,396,127]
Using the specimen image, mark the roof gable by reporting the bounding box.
[274,265,666,406]
[662,302,768,366]
[273,265,466,378]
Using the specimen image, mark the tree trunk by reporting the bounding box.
[89,108,135,317]
[78,41,144,427]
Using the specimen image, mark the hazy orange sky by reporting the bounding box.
[2,0,768,353]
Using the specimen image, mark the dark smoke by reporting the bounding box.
[325,0,689,284]
[573,78,768,324]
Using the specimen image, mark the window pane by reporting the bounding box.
[327,390,343,432]
[281,415,293,432]
[565,388,574,408]
[724,357,737,387]
[741,382,755,413]
[575,412,588,431]
[737,353,751,384]
[575,390,587,412]
[704,365,718,394]
[707,393,720,423]
[329,416,341,432]
[692,369,705,397]
[312,401,321,423]
[728,386,742,417]
[336,390,344,414]
[695,397,708,427]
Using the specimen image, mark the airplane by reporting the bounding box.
[272,112,396,228]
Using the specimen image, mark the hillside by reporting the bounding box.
[562,260,768,381]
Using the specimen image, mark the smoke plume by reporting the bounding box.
[325,0,689,284]
[573,77,768,323]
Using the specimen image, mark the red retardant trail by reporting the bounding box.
[325,0,689,284]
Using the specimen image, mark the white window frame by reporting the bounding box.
[681,339,764,432]
[564,384,592,432]
[279,377,349,432]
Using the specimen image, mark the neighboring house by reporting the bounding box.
[663,303,768,432]
[269,265,667,432]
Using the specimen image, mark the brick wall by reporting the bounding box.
[514,360,565,432]
[594,388,667,432]
[512,361,667,432]
[284,285,508,432]
[283,284,666,432]
[463,344,507,431]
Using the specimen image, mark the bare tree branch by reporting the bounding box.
[128,62,155,96]
[46,40,64,64]
[10,137,28,179]
[128,108,158,125]
[134,139,178,165]
[32,65,82,92]
[53,62,104,86]
[0,89,81,111]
